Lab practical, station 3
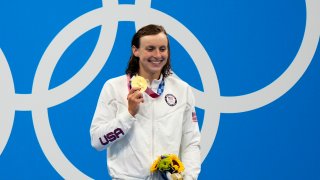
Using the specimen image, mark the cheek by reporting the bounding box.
[163,51,169,57]
[141,52,151,58]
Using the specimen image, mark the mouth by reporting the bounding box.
[148,59,165,64]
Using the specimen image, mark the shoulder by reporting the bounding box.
[101,75,128,92]
[165,74,190,89]
[106,74,127,83]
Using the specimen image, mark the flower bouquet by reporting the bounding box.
[150,154,184,180]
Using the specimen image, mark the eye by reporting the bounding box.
[146,46,154,52]
[160,47,167,52]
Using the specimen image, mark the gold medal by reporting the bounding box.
[131,75,147,92]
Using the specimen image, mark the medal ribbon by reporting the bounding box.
[127,75,165,98]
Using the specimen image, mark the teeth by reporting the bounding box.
[149,59,162,64]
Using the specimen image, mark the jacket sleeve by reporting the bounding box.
[180,86,201,180]
[90,81,136,151]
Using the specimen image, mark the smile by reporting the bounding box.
[148,59,164,64]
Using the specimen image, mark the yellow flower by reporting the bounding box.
[170,154,185,173]
[150,156,161,172]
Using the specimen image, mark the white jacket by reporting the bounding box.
[90,75,201,180]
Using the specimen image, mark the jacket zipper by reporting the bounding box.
[151,100,155,160]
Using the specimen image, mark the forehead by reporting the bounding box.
[139,32,168,47]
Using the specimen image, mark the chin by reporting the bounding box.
[150,66,164,72]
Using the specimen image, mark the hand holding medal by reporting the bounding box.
[127,76,147,116]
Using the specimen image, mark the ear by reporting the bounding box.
[132,45,139,57]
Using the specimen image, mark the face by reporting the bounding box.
[132,32,168,79]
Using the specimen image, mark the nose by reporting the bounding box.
[153,49,162,59]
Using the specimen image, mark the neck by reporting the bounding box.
[138,71,161,82]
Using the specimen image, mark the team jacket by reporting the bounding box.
[90,75,201,180]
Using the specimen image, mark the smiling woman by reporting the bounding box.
[90,24,201,180]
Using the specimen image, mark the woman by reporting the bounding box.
[90,24,201,180]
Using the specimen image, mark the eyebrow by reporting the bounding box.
[145,45,167,48]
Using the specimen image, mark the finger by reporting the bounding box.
[128,91,143,102]
[129,87,141,94]
[127,88,140,99]
[135,97,144,104]
[133,91,143,100]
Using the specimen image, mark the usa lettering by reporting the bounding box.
[99,128,124,145]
